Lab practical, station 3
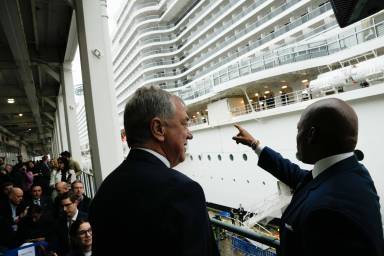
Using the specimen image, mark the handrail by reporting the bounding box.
[114,1,332,94]
[210,218,280,249]
[178,18,384,101]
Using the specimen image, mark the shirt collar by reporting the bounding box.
[312,152,354,178]
[71,209,79,222]
[136,148,170,168]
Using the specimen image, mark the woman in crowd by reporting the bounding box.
[68,219,92,256]
[54,157,76,185]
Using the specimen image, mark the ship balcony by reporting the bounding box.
[113,2,333,96]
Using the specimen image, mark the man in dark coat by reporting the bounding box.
[233,98,383,256]
[89,86,219,256]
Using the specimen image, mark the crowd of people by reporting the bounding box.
[1,86,383,256]
[0,152,92,256]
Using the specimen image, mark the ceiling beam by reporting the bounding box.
[43,97,56,109]
[39,64,60,82]
[43,112,55,122]
[31,0,39,51]
[0,0,44,138]
[64,12,78,62]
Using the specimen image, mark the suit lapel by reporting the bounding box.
[282,172,313,220]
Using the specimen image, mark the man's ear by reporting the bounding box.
[307,126,317,144]
[150,117,165,142]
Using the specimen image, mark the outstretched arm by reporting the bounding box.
[232,124,308,188]
[232,124,260,150]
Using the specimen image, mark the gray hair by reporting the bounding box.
[124,86,182,146]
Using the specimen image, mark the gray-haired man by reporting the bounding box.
[90,86,219,256]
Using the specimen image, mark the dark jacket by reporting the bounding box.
[258,147,383,256]
[89,149,219,256]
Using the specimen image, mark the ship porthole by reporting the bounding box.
[218,154,222,161]
[190,155,193,161]
[207,154,211,161]
[242,154,247,161]
[198,155,202,161]
[229,154,234,161]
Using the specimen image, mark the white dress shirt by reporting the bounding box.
[136,148,171,168]
[254,143,354,178]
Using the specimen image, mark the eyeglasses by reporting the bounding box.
[78,228,92,236]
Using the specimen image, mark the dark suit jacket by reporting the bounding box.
[77,195,91,214]
[89,149,219,256]
[259,147,384,256]
[56,210,88,256]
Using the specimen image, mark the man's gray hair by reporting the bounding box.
[124,86,182,146]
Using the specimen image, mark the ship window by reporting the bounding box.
[242,154,248,161]
[208,155,211,161]
[218,154,222,161]
[221,177,224,181]
[262,181,266,185]
[229,154,234,161]
[198,155,202,161]
[233,178,236,182]
[190,155,193,161]
[246,180,250,183]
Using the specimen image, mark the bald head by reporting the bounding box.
[56,181,69,195]
[9,187,23,205]
[296,98,358,164]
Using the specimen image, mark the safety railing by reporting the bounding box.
[123,1,332,88]
[79,169,96,198]
[210,218,280,249]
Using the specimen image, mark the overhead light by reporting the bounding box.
[18,113,23,117]
[255,93,259,96]
[249,99,253,102]
[264,90,270,94]
[279,91,283,94]
[281,85,288,89]
[7,98,15,104]
[281,80,286,82]
[240,100,244,104]
[196,111,200,115]
[301,79,308,83]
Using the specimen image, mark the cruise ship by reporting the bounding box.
[110,0,384,227]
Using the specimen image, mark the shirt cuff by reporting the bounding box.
[253,143,265,156]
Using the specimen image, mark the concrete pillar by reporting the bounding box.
[54,111,62,154]
[57,94,69,151]
[74,0,124,187]
[61,62,82,164]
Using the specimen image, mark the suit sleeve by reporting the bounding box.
[165,180,219,256]
[258,147,308,189]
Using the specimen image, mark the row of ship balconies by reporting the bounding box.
[114,1,333,102]
[114,12,384,115]
[176,18,384,101]
[112,0,203,71]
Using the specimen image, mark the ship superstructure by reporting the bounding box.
[107,0,384,223]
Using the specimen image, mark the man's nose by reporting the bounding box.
[187,130,193,140]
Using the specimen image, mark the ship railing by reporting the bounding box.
[180,15,384,101]
[229,84,347,116]
[116,0,333,95]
